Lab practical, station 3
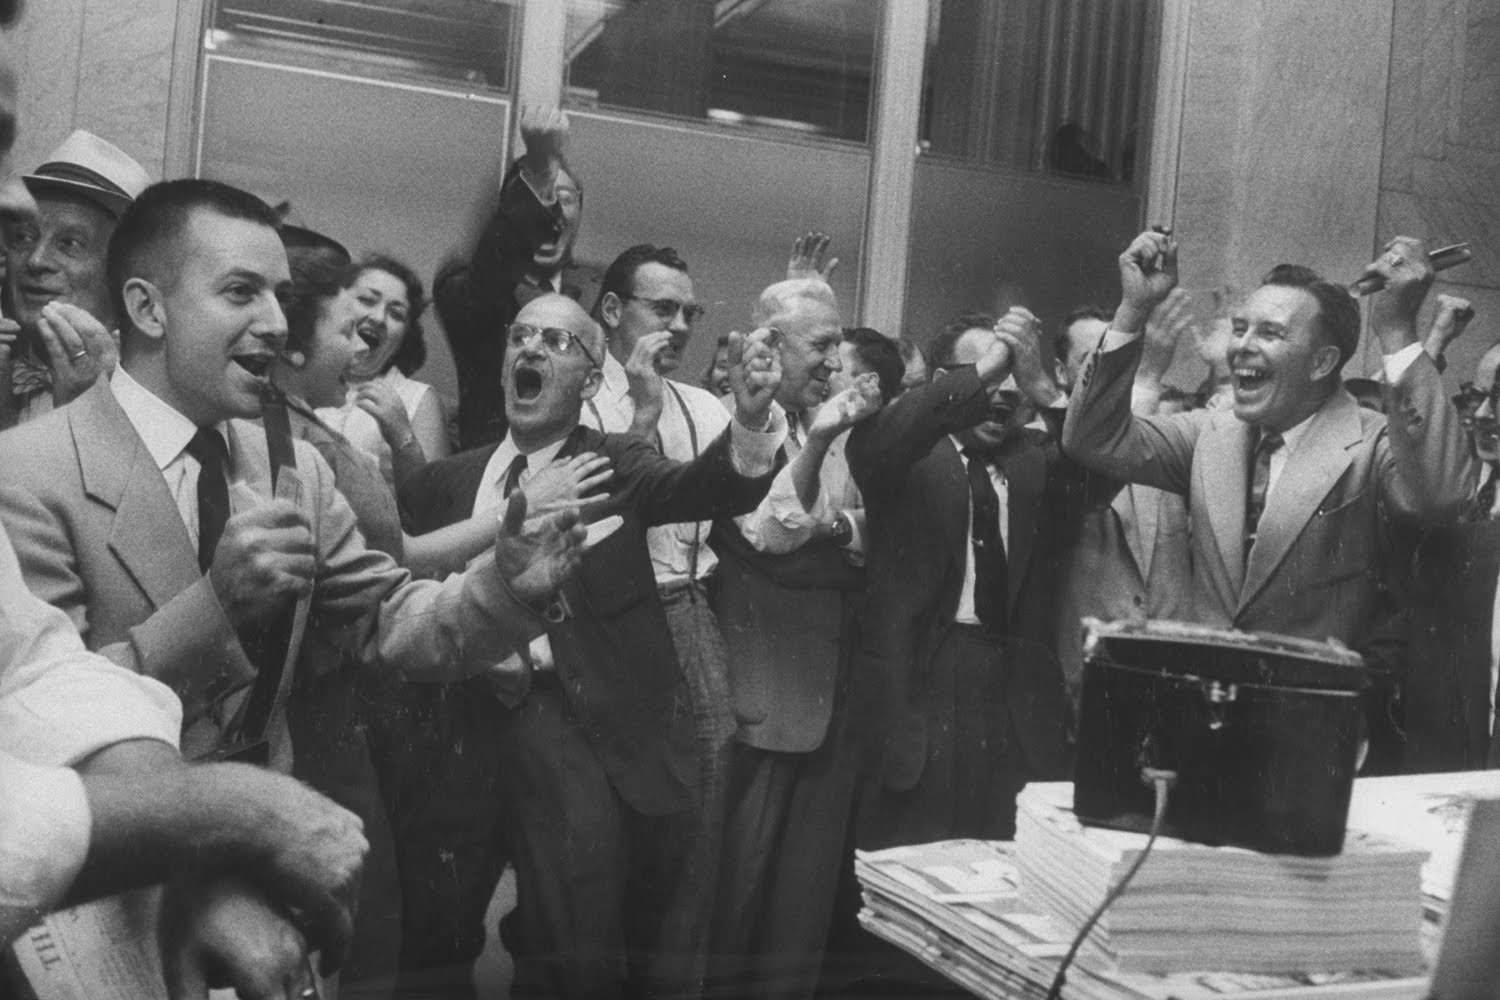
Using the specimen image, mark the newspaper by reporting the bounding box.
[10,889,235,1000]
[856,838,1433,1000]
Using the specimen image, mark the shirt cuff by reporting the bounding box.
[729,408,787,478]
[1381,342,1424,383]
[0,754,90,917]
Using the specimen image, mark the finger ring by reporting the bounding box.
[68,349,88,362]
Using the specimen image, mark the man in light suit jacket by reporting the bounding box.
[1063,229,1474,646]
[398,292,783,999]
[0,179,585,984]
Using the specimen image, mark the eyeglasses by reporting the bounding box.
[1453,382,1500,413]
[506,323,600,367]
[625,295,706,326]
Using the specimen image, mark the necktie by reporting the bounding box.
[963,448,1008,633]
[186,427,231,572]
[1245,430,1284,557]
[502,452,528,499]
[1476,468,1498,521]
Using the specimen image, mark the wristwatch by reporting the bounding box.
[828,510,853,548]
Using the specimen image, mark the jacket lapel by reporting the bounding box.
[1112,483,1148,580]
[934,438,969,607]
[1239,391,1361,612]
[1196,413,1252,592]
[73,383,200,610]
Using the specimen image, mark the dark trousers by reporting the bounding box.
[383,682,509,1000]
[498,682,695,999]
[711,694,861,1000]
[858,626,1033,850]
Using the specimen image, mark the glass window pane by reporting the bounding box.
[564,0,878,143]
[210,0,517,90]
[921,0,1159,184]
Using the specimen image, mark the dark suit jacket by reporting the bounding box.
[435,160,597,450]
[848,369,1095,792]
[401,422,777,815]
[1398,517,1500,771]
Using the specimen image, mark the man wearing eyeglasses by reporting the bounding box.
[582,243,738,992]
[398,292,786,999]
[1398,322,1500,774]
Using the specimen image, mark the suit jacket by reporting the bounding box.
[0,381,544,766]
[710,513,864,755]
[848,369,1093,791]
[1054,483,1192,698]
[1062,338,1474,643]
[435,160,599,449]
[1397,517,1500,771]
[401,422,777,815]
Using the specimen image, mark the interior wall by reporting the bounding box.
[1161,0,1396,389]
[9,0,182,180]
[1371,0,1500,391]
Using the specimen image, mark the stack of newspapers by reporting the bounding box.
[856,837,1435,1000]
[1013,782,1428,976]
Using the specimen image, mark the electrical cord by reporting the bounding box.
[1045,769,1177,1000]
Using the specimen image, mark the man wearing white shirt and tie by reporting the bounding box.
[1064,229,1474,648]
[399,291,784,999]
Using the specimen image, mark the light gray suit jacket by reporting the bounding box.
[0,381,543,764]
[1062,338,1474,644]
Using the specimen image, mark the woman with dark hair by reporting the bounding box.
[269,244,504,1000]
[318,253,451,489]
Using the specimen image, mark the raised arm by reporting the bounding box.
[1062,229,1203,495]
[1362,238,1478,520]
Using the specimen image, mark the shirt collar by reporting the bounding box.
[486,431,573,491]
[600,351,630,400]
[111,366,223,471]
[1274,410,1318,455]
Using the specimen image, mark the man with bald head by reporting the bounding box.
[400,292,786,998]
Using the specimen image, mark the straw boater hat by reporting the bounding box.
[22,130,151,218]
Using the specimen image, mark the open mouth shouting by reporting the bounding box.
[232,352,275,380]
[355,319,383,354]
[1233,362,1271,394]
[513,364,546,403]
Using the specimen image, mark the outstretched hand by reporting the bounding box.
[727,327,782,430]
[990,307,1063,406]
[786,231,839,282]
[494,491,587,604]
[1424,292,1475,365]
[808,373,882,441]
[521,451,614,516]
[1141,288,1196,379]
[1115,229,1179,333]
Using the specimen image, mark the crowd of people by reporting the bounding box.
[0,2,1493,999]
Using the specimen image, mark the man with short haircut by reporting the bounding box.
[438,106,590,448]
[581,242,738,990]
[401,292,784,998]
[0,129,150,427]
[1063,230,1473,645]
[1050,299,1192,701]
[849,308,1088,855]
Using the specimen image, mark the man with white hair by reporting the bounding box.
[711,277,885,997]
[0,128,150,427]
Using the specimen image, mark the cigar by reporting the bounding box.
[1350,241,1472,295]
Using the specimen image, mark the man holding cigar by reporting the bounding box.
[1063,229,1475,645]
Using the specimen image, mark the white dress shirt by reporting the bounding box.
[582,353,733,586]
[110,366,233,550]
[737,403,866,561]
[952,437,1011,626]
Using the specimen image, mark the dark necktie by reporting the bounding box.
[186,427,231,572]
[503,452,528,498]
[1245,430,1284,557]
[963,448,1008,633]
